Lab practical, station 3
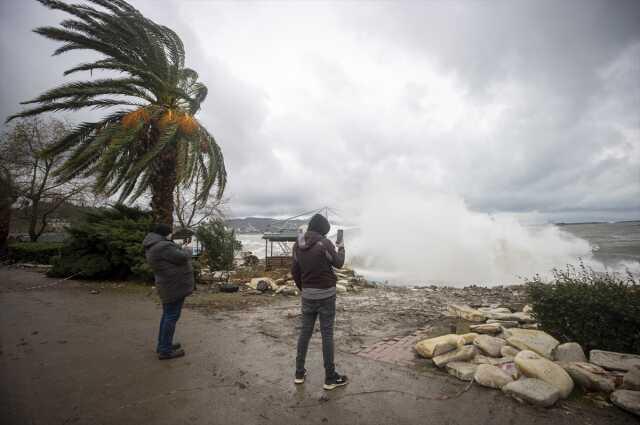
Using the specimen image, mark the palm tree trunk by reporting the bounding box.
[151,146,177,227]
[0,205,11,258]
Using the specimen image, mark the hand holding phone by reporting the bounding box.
[336,229,344,248]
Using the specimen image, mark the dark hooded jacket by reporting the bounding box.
[291,214,345,290]
[143,232,194,304]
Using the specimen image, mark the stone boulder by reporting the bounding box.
[336,284,348,294]
[501,346,520,357]
[474,364,514,389]
[622,366,640,391]
[590,350,640,372]
[275,285,299,296]
[415,334,463,359]
[433,345,477,368]
[473,335,506,358]
[486,319,519,328]
[554,342,586,363]
[447,304,486,322]
[610,390,640,417]
[249,277,276,291]
[470,323,502,335]
[458,333,479,345]
[498,362,520,380]
[515,350,574,398]
[558,362,616,393]
[506,328,559,359]
[446,362,478,381]
[502,378,561,407]
[472,354,514,366]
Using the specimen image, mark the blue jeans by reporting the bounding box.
[157,297,185,354]
[296,295,336,378]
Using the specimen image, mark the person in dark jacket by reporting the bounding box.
[143,224,194,360]
[291,213,348,390]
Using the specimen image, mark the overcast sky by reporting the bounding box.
[1,0,639,221]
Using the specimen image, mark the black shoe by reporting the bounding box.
[324,372,349,390]
[294,369,307,384]
[156,343,181,354]
[158,348,185,360]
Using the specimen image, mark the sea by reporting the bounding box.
[236,220,640,284]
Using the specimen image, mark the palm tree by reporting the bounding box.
[7,0,226,227]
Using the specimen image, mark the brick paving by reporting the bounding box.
[355,327,435,367]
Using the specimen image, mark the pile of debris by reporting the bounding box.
[416,303,640,416]
[243,266,374,296]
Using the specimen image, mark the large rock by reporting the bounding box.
[249,277,276,291]
[446,362,478,381]
[590,350,640,372]
[501,346,520,357]
[559,362,616,393]
[470,323,502,335]
[336,284,348,293]
[415,334,463,359]
[515,350,574,398]
[472,354,514,366]
[458,333,479,345]
[498,362,521,380]
[610,390,640,417]
[473,335,506,358]
[433,345,477,368]
[474,364,514,389]
[622,366,640,391]
[484,311,536,323]
[447,304,486,322]
[506,328,559,359]
[486,319,519,328]
[554,342,586,363]
[502,378,561,407]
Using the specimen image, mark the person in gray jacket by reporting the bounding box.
[143,224,194,360]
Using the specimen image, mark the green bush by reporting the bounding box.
[8,242,64,264]
[195,219,241,271]
[49,204,153,281]
[526,264,640,354]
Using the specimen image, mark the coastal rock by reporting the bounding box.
[622,366,640,391]
[458,333,479,345]
[610,390,640,417]
[474,364,514,389]
[433,345,477,368]
[473,335,506,358]
[446,362,478,381]
[415,334,463,359]
[486,319,519,328]
[484,311,536,323]
[447,304,486,322]
[522,304,534,314]
[590,350,640,372]
[501,346,520,357]
[275,286,299,296]
[502,378,561,407]
[515,350,574,398]
[498,362,520,380]
[554,342,586,363]
[336,284,348,294]
[558,362,615,393]
[470,323,502,335]
[506,329,559,359]
[472,354,513,366]
[249,277,276,291]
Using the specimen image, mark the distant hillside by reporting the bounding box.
[226,217,307,234]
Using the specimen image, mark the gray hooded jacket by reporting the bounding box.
[143,232,194,304]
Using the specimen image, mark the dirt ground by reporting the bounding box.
[0,267,635,425]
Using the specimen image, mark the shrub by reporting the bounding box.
[526,263,640,354]
[195,219,241,271]
[49,204,153,280]
[8,242,64,264]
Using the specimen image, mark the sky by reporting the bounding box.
[1,0,639,222]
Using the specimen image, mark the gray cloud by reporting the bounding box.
[1,0,638,221]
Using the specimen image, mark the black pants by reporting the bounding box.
[296,295,336,378]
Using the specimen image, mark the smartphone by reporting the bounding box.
[336,229,344,245]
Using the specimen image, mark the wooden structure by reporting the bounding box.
[263,230,297,270]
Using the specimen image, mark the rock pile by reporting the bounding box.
[414,303,640,416]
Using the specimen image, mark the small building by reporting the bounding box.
[262,229,299,270]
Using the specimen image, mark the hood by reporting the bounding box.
[143,232,167,250]
[308,213,330,236]
[298,230,324,251]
